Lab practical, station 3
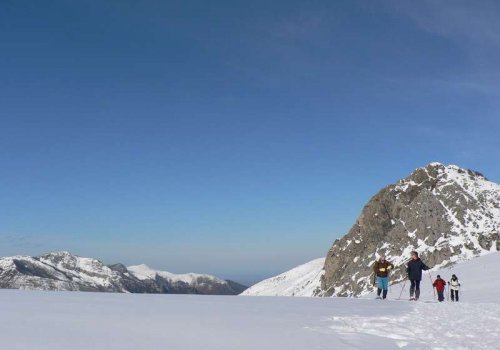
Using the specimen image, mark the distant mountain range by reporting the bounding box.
[243,163,500,297]
[0,251,247,295]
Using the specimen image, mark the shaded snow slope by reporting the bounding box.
[241,258,325,296]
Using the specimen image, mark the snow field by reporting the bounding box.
[0,253,498,349]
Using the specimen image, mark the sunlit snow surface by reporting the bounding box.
[240,257,325,296]
[1,253,499,349]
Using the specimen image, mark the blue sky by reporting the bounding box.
[1,0,499,285]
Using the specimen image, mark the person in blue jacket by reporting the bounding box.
[406,251,430,301]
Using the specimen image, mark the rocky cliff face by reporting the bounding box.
[0,251,247,295]
[320,163,500,297]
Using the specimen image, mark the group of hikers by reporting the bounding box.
[372,251,461,301]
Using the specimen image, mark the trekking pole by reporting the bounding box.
[398,277,407,300]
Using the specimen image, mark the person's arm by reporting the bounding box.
[421,261,430,271]
[373,262,378,274]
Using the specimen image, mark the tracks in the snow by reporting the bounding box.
[328,301,500,349]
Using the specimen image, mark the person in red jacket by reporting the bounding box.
[433,275,447,302]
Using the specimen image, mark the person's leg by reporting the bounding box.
[438,291,444,302]
[451,289,455,301]
[376,276,382,297]
[415,280,421,300]
[381,277,389,299]
[410,280,416,299]
[379,277,388,290]
[456,290,459,302]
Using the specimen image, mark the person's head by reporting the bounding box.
[452,274,457,280]
[379,254,386,262]
[410,251,418,260]
[437,275,441,279]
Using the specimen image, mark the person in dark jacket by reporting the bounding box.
[433,275,446,302]
[406,251,430,301]
[373,255,394,300]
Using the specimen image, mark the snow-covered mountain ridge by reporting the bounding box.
[126,263,241,294]
[0,251,247,295]
[128,263,226,284]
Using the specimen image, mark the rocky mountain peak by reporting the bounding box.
[320,163,500,297]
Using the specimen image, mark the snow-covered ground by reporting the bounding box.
[1,253,498,349]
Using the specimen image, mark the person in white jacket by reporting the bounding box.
[448,274,461,302]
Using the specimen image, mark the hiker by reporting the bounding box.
[432,275,446,302]
[448,274,461,302]
[373,255,394,300]
[406,251,430,301]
